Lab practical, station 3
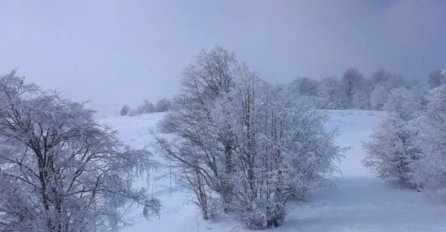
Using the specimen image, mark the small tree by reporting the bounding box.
[120,105,130,116]
[137,99,155,114]
[370,83,389,110]
[155,99,171,112]
[0,72,159,232]
[364,87,424,189]
[341,68,369,109]
[318,76,347,109]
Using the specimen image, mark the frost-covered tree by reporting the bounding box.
[120,105,130,116]
[318,76,347,109]
[341,68,370,109]
[363,115,423,189]
[364,87,424,189]
[428,69,446,89]
[157,47,238,220]
[369,70,409,110]
[137,99,155,114]
[155,98,172,112]
[0,72,159,232]
[224,77,340,228]
[417,84,446,187]
[370,83,389,110]
[383,87,423,120]
[157,48,340,228]
[289,77,320,97]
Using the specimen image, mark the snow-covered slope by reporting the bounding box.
[101,110,446,232]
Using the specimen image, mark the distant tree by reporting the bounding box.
[138,99,155,114]
[155,98,171,112]
[428,69,446,88]
[370,83,389,110]
[120,104,130,116]
[341,68,369,109]
[370,69,392,87]
[383,87,423,120]
[0,72,159,232]
[289,77,320,96]
[318,76,347,109]
[127,108,139,116]
[368,69,410,110]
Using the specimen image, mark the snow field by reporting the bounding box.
[101,110,446,232]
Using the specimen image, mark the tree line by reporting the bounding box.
[120,98,172,116]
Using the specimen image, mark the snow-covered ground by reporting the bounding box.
[101,110,446,232]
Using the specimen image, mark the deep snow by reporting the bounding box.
[100,110,446,232]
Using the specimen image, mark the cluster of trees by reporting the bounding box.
[363,67,446,191]
[289,68,429,111]
[120,98,172,116]
[156,48,341,228]
[0,72,159,232]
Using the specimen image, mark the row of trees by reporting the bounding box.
[156,48,341,228]
[0,72,159,232]
[120,98,172,116]
[363,68,446,191]
[289,67,443,111]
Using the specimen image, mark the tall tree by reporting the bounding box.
[0,72,159,232]
[158,48,341,228]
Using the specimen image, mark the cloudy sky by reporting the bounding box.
[1,0,445,117]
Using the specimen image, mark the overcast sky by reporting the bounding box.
[1,0,445,117]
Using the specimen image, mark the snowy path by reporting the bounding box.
[102,110,446,232]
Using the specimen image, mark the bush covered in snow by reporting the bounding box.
[364,68,446,191]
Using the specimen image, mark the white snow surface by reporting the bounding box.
[100,110,446,232]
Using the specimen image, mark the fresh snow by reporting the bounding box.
[100,110,446,232]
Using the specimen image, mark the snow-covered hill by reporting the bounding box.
[101,110,446,232]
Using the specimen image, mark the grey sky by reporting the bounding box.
[1,0,445,117]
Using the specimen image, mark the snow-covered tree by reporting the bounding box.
[0,72,159,232]
[120,105,130,116]
[369,70,409,110]
[155,98,172,112]
[417,84,446,187]
[157,47,238,220]
[341,68,370,109]
[383,87,423,121]
[364,87,424,189]
[157,48,341,228]
[137,99,155,114]
[370,83,389,110]
[428,69,446,89]
[289,77,320,96]
[363,115,423,189]
[223,78,340,228]
[318,76,347,109]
